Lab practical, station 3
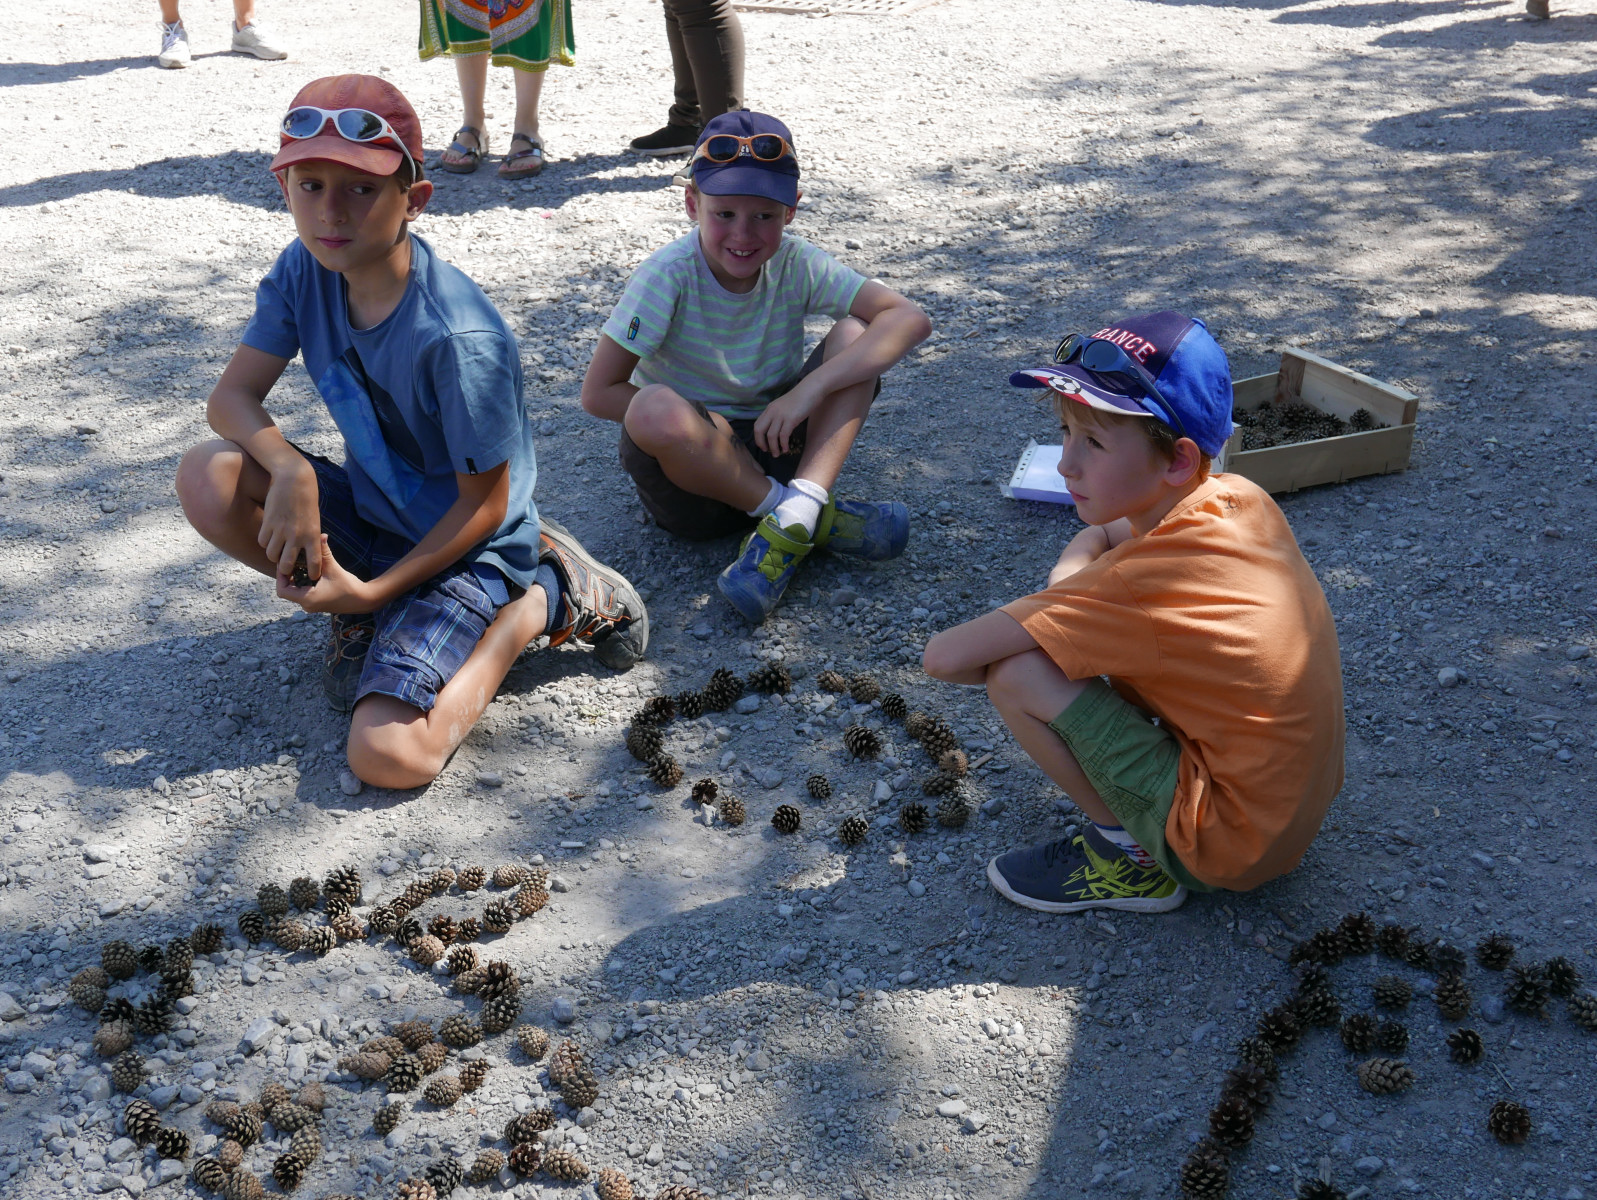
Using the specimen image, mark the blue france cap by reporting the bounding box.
[1010,312,1234,458]
[692,110,800,207]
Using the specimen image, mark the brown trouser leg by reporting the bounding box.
[663,0,745,130]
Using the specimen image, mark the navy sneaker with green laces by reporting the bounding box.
[986,824,1187,914]
[717,514,814,624]
[814,496,909,561]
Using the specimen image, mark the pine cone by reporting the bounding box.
[1374,1020,1409,1055]
[136,994,175,1035]
[101,997,137,1027]
[94,1020,134,1058]
[816,669,848,693]
[271,1102,315,1132]
[1488,1098,1531,1144]
[424,1076,463,1107]
[394,1180,437,1200]
[409,934,445,968]
[922,771,957,796]
[192,1159,229,1193]
[1447,1027,1484,1064]
[748,662,792,695]
[481,993,522,1034]
[238,910,266,945]
[220,1172,264,1200]
[691,778,719,805]
[806,774,831,800]
[446,945,480,976]
[653,1188,708,1200]
[1403,937,1435,971]
[124,1097,161,1143]
[456,864,487,892]
[879,692,908,720]
[295,1082,326,1113]
[394,917,424,949]
[323,865,361,905]
[1372,975,1412,1009]
[1297,1181,1348,1200]
[424,1159,464,1198]
[416,1042,449,1074]
[1208,1093,1254,1148]
[541,1147,589,1182]
[216,1140,244,1171]
[937,748,970,777]
[399,880,433,912]
[331,913,366,941]
[457,916,483,942]
[428,915,459,945]
[1290,927,1348,966]
[439,1015,481,1049]
[561,1066,600,1109]
[625,724,663,762]
[1220,1063,1272,1113]
[1506,963,1550,1016]
[339,1051,391,1080]
[68,976,106,1015]
[288,876,320,911]
[367,1034,407,1056]
[772,804,801,834]
[842,725,881,759]
[102,939,139,980]
[638,695,677,725]
[1256,1004,1302,1051]
[899,802,930,834]
[1293,986,1340,1027]
[1434,972,1472,1020]
[429,867,457,894]
[1178,1140,1229,1200]
[268,918,305,952]
[1545,956,1582,997]
[548,1040,585,1085]
[372,1102,405,1135]
[481,960,521,1000]
[1339,1013,1376,1053]
[506,1109,556,1144]
[465,1150,505,1185]
[918,720,957,760]
[369,905,399,936]
[1476,932,1515,970]
[138,945,164,974]
[483,900,516,935]
[190,924,225,955]
[325,894,351,919]
[1569,990,1597,1032]
[508,1143,541,1176]
[1374,923,1411,960]
[935,795,972,828]
[848,672,880,704]
[1356,1057,1414,1095]
[515,879,549,917]
[902,711,932,740]
[517,1026,550,1059]
[299,925,334,956]
[675,690,706,720]
[1337,911,1377,955]
[204,1101,239,1128]
[270,1153,307,1191]
[718,794,746,826]
[111,1050,146,1093]
[702,667,744,711]
[257,883,290,917]
[459,1059,491,1093]
[222,1110,263,1147]
[1430,941,1467,976]
[838,815,869,846]
[594,1166,635,1200]
[386,1054,423,1091]
[647,755,684,788]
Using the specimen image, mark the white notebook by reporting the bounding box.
[1001,439,1074,505]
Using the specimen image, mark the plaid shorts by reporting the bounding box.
[299,448,521,714]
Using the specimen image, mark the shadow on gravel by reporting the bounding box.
[420,151,673,216]
[0,57,150,87]
[0,150,282,210]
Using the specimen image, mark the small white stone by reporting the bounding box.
[338,770,363,797]
[936,1099,967,1118]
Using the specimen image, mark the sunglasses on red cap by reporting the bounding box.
[1052,333,1189,441]
[281,106,417,178]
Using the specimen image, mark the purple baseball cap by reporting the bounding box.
[691,110,800,207]
[1011,311,1235,457]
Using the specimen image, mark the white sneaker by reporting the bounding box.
[231,20,288,60]
[156,20,191,69]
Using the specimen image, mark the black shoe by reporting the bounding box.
[538,517,649,671]
[629,123,700,156]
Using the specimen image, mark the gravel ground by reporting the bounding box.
[2,0,1596,1197]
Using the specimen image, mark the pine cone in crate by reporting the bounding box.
[257,882,290,917]
[638,695,677,725]
[1487,1098,1531,1144]
[1372,976,1412,1009]
[386,1054,423,1091]
[459,1060,491,1092]
[842,725,881,759]
[935,795,971,828]
[1256,1004,1302,1051]
[508,1143,541,1176]
[124,1097,161,1143]
[594,1166,635,1200]
[561,1066,600,1109]
[718,794,746,826]
[506,1109,556,1144]
[1177,1139,1229,1200]
[439,1015,481,1050]
[806,774,831,800]
[879,692,907,720]
[323,865,361,905]
[647,754,684,788]
[1207,1093,1254,1148]
[103,940,139,980]
[1506,963,1550,1016]
[1337,911,1377,955]
[1374,923,1410,960]
[481,994,522,1035]
[371,1103,405,1135]
[899,802,930,834]
[456,864,487,892]
[1356,1057,1414,1095]
[112,1051,146,1094]
[517,1025,550,1060]
[848,672,880,704]
[748,662,792,694]
[1374,1020,1409,1055]
[541,1147,589,1182]
[1447,1027,1484,1064]
[1569,990,1597,1032]
[1476,932,1515,970]
[626,724,664,762]
[465,1150,505,1185]
[772,804,801,834]
[1545,956,1582,997]
[676,690,706,719]
[483,900,516,935]
[816,669,848,693]
[423,1076,463,1107]
[1339,1013,1376,1053]
[1434,973,1471,1020]
[838,815,869,846]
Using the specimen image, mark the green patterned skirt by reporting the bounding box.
[420,0,574,73]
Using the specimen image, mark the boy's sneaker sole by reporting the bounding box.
[539,517,649,671]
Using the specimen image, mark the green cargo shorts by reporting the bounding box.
[1049,679,1215,894]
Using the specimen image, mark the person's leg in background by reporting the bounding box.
[631,0,745,154]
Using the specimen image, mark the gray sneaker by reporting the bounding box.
[231,20,288,60]
[323,614,375,713]
[156,20,191,69]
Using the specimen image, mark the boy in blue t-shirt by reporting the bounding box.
[581,110,932,623]
[175,75,647,790]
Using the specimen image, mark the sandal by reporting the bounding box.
[498,132,546,180]
[440,125,487,175]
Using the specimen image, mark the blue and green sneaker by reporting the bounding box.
[717,515,814,624]
[814,496,909,561]
[986,825,1187,914]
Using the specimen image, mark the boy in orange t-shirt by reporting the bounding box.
[923,312,1344,913]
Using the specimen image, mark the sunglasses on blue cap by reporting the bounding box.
[1052,333,1189,441]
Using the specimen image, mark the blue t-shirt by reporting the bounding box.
[242,234,540,589]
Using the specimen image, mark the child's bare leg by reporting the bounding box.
[622,384,769,511]
[792,316,875,493]
[175,439,280,578]
[984,649,1118,826]
[346,586,549,789]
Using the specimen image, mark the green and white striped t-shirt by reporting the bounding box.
[601,231,868,420]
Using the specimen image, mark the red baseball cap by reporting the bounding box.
[269,75,423,177]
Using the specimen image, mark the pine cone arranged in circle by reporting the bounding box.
[1373,976,1412,1009]
[386,1054,423,1091]
[339,1051,391,1080]
[848,672,880,704]
[1488,1098,1531,1144]
[1290,927,1348,967]
[1257,1004,1303,1051]
[409,934,445,967]
[271,1153,308,1191]
[541,1147,589,1182]
[1178,1139,1230,1200]
[922,771,957,796]
[257,1080,291,1114]
[1506,963,1551,1016]
[257,883,290,918]
[718,794,746,827]
[429,867,457,894]
[1434,973,1472,1020]
[748,662,792,695]
[902,711,932,740]
[192,1159,228,1193]
[69,973,106,1015]
[481,994,523,1035]
[446,945,480,976]
[457,916,483,942]
[843,725,882,759]
[1447,1027,1484,1064]
[204,1101,239,1128]
[299,925,334,956]
[508,1142,541,1176]
[450,965,481,992]
[594,1166,635,1200]
[456,864,487,892]
[506,1109,556,1145]
[626,724,664,762]
[1297,1181,1348,1200]
[676,690,706,720]
[483,900,516,935]
[1570,991,1597,1032]
[112,1050,146,1093]
[220,1173,264,1200]
[1337,911,1377,955]
[331,913,367,941]
[1208,1093,1255,1149]
[1403,937,1435,971]
[918,720,957,761]
[481,960,520,1000]
[324,894,351,920]
[647,755,684,788]
[899,802,930,834]
[935,795,972,828]
[439,1015,481,1050]
[399,880,433,913]
[102,997,137,1028]
[295,1081,327,1113]
[136,994,176,1035]
[368,905,399,936]
[561,1066,600,1109]
[1375,923,1411,960]
[1339,1013,1377,1054]
[691,777,719,805]
[1430,941,1467,977]
[428,915,458,946]
[1374,1020,1409,1055]
[124,1097,161,1143]
[1293,987,1340,1028]
[517,1025,551,1060]
[838,815,869,846]
[425,1159,464,1198]
[515,878,549,918]
[138,945,164,974]
[548,1041,585,1085]
[817,669,848,693]
[268,918,305,953]
[702,667,744,711]
[460,1059,491,1092]
[937,749,970,778]
[1356,1057,1415,1095]
[416,1042,449,1074]
[638,695,677,725]
[288,876,319,911]
[223,1109,263,1147]
[103,940,139,980]
[879,692,908,720]
[1221,1063,1272,1113]
[238,910,266,945]
[772,804,801,834]
[1235,1036,1278,1079]
[806,774,831,800]
[371,1103,405,1135]
[1476,932,1515,971]
[395,1180,437,1200]
[95,1020,135,1058]
[466,1150,505,1185]
[1545,956,1582,997]
[423,1076,463,1107]
[190,923,225,955]
[323,865,361,906]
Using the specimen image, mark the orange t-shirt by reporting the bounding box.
[1001,473,1344,891]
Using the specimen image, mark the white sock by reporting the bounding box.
[771,477,829,537]
[1093,822,1159,870]
[747,476,785,520]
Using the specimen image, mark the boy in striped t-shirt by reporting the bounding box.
[580,110,931,623]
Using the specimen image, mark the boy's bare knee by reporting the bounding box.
[346,728,443,791]
[823,316,868,355]
[624,386,696,450]
[175,440,243,531]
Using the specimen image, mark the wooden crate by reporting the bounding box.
[1215,348,1418,494]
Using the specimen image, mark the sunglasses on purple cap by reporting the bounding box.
[1052,333,1189,441]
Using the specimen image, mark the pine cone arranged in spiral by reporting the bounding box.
[257,882,290,918]
[1434,972,1471,1020]
[842,725,882,759]
[286,876,319,911]
[460,1059,491,1093]
[1208,1093,1255,1149]
[1293,987,1340,1028]
[1221,1063,1272,1113]
[848,672,880,704]
[879,692,907,720]
[838,815,869,846]
[457,916,483,942]
[372,1102,405,1135]
[1339,1013,1376,1053]
[1476,932,1515,970]
[676,690,706,720]
[1374,1020,1409,1055]
[748,662,793,695]
[1336,911,1377,955]
[1372,976,1412,1009]
[192,1158,229,1193]
[416,1042,449,1074]
[324,894,351,920]
[223,1109,263,1147]
[935,795,972,828]
[408,934,445,968]
[268,918,306,952]
[772,804,801,834]
[95,1020,134,1058]
[516,878,550,918]
[816,669,848,693]
[541,1147,589,1182]
[1430,941,1467,976]
[466,1150,505,1185]
[212,1142,238,1170]
[428,915,458,946]
[395,1180,437,1200]
[902,711,932,740]
[424,1076,463,1107]
[368,904,399,936]
[1506,963,1551,1016]
[1290,927,1348,966]
[1374,923,1410,960]
[922,771,957,796]
[517,1025,550,1060]
[561,1066,600,1109]
[398,879,433,913]
[456,864,487,892]
[238,911,266,945]
[626,724,664,762]
[1178,1139,1230,1200]
[428,867,457,894]
[101,997,137,1027]
[1403,937,1435,971]
[481,993,522,1035]
[718,794,746,826]
[271,1153,308,1191]
[899,802,930,834]
[323,865,361,906]
[295,1081,326,1114]
[395,917,424,949]
[483,900,516,935]
[69,972,106,1015]
[918,720,957,760]
[439,1015,481,1050]
[806,774,831,800]
[506,1109,556,1144]
[220,1173,264,1200]
[1356,1057,1414,1095]
[1235,1036,1278,1079]
[425,1159,464,1198]
[1570,991,1597,1032]
[124,1097,161,1143]
[1297,1181,1348,1200]
[548,1040,585,1085]
[386,1054,424,1091]
[638,695,678,725]
[258,1081,291,1115]
[204,1101,239,1128]
[189,923,225,955]
[1257,1004,1302,1051]
[937,748,970,778]
[1447,1027,1484,1064]
[1545,956,1582,997]
[647,755,684,788]
[702,668,744,711]
[690,777,720,806]
[1488,1098,1531,1144]
[112,1050,146,1093]
[594,1166,635,1200]
[138,994,177,1034]
[480,960,520,1000]
[508,1143,541,1176]
[339,1050,392,1080]
[138,945,165,974]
